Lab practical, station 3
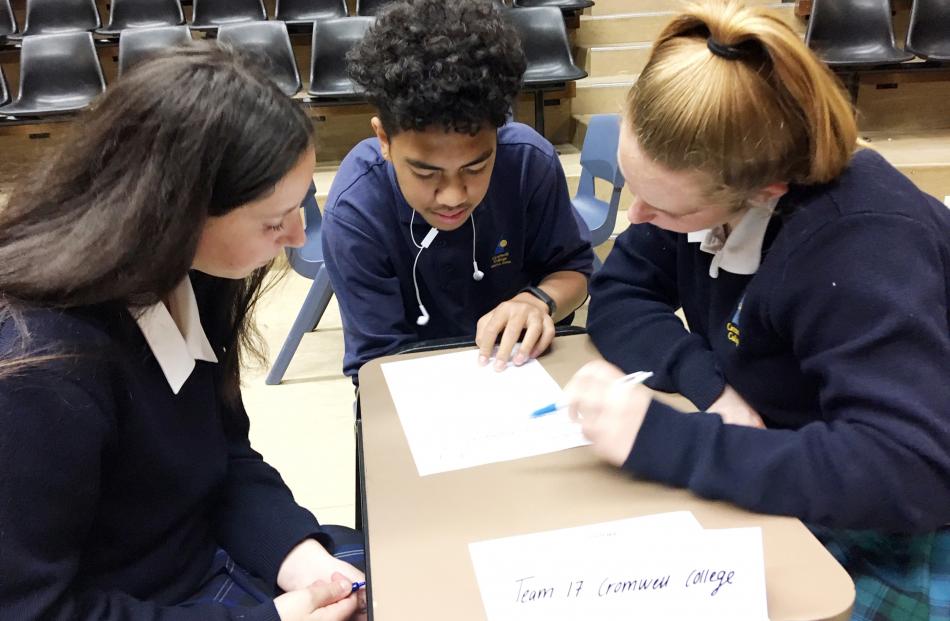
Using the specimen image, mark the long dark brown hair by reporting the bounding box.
[0,43,314,406]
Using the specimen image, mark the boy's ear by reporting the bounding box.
[371,117,391,161]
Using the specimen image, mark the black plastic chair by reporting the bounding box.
[0,31,105,117]
[218,21,301,96]
[118,25,192,77]
[354,0,395,15]
[0,0,17,40]
[307,16,373,100]
[805,0,913,66]
[97,0,184,37]
[190,0,266,30]
[512,0,594,11]
[0,66,9,108]
[276,0,348,24]
[906,0,950,61]
[506,6,586,136]
[10,0,101,39]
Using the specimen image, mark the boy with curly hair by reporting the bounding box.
[322,0,594,380]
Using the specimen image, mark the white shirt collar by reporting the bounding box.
[687,197,779,278]
[132,277,219,394]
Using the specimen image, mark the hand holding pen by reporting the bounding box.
[560,360,657,467]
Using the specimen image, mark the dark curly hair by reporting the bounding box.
[347,0,527,135]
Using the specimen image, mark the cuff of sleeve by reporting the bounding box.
[672,353,726,410]
[622,399,723,488]
[255,513,327,585]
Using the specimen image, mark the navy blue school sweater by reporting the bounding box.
[322,122,594,378]
[0,278,335,620]
[588,149,950,533]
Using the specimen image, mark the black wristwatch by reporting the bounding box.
[519,285,557,317]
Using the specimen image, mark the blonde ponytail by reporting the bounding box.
[627,0,857,200]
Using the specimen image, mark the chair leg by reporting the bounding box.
[265,267,334,385]
[534,90,545,137]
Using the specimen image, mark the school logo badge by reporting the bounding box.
[725,295,743,346]
[491,237,512,268]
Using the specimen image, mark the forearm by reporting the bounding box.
[536,270,589,322]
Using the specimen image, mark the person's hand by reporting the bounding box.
[273,573,359,621]
[563,360,654,467]
[476,293,555,371]
[707,384,765,428]
[277,540,366,620]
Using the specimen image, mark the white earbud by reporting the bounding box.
[470,215,483,281]
[416,304,430,326]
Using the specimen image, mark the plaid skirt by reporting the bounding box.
[181,524,365,608]
[808,524,950,621]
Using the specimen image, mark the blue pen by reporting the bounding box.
[351,581,366,594]
[530,371,654,418]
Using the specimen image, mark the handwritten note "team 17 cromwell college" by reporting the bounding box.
[469,513,769,620]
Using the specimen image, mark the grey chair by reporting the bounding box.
[190,0,266,31]
[0,0,17,40]
[355,0,394,15]
[805,0,913,66]
[307,16,374,100]
[0,31,106,117]
[118,25,193,77]
[506,6,586,136]
[905,0,950,61]
[276,0,348,24]
[0,66,9,107]
[218,21,301,97]
[512,0,594,11]
[98,0,184,37]
[266,182,334,385]
[10,0,101,39]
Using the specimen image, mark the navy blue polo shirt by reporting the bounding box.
[322,122,594,378]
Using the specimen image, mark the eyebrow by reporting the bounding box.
[405,149,494,172]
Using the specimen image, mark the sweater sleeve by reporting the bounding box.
[624,214,950,532]
[587,223,726,408]
[0,358,279,621]
[522,151,595,281]
[322,207,417,378]
[212,393,334,587]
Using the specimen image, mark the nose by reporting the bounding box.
[627,196,655,224]
[282,209,306,249]
[436,174,466,209]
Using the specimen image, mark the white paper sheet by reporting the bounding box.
[381,350,588,476]
[470,516,768,621]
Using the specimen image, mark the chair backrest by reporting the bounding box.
[191,0,266,29]
[805,0,911,65]
[2,31,105,116]
[287,181,325,276]
[0,0,16,38]
[276,0,348,23]
[308,16,373,99]
[580,114,623,187]
[102,0,184,34]
[906,0,950,60]
[0,66,9,107]
[505,6,586,85]
[218,21,301,97]
[118,25,192,76]
[20,0,101,37]
[355,0,395,16]
[512,0,594,9]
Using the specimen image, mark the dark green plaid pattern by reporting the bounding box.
[808,525,950,621]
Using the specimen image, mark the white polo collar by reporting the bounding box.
[132,277,219,394]
[687,197,779,278]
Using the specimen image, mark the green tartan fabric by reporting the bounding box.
[808,525,950,621]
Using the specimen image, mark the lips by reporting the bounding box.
[432,206,470,224]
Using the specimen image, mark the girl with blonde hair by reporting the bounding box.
[566,2,950,618]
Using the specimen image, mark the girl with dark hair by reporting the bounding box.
[565,1,949,619]
[0,45,365,621]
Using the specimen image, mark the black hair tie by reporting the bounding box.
[707,37,752,60]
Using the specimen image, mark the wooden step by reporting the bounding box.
[572,74,635,115]
[575,42,652,77]
[576,3,802,46]
[589,0,786,17]
[860,130,950,200]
